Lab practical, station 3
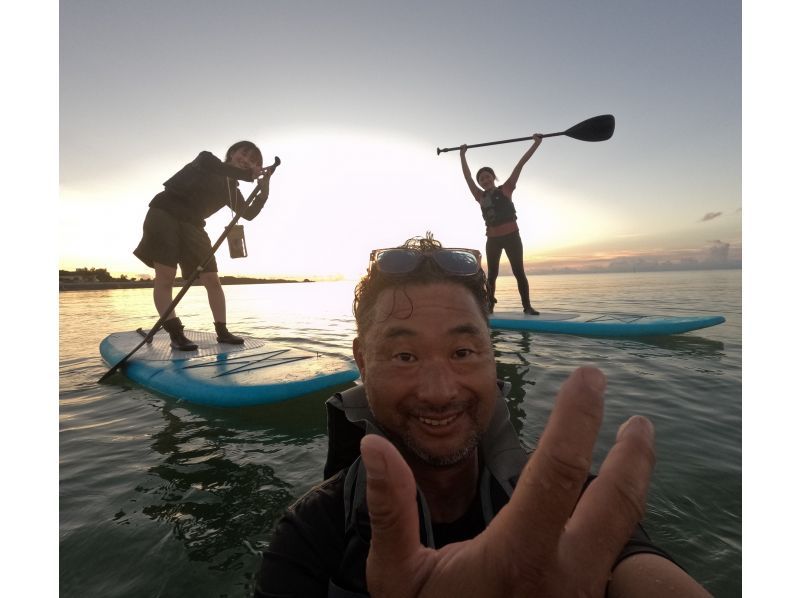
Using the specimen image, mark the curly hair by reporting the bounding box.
[353,232,489,336]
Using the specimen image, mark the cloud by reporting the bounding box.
[706,241,730,264]
[524,241,741,275]
[700,212,723,222]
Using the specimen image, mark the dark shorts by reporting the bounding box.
[133,207,218,277]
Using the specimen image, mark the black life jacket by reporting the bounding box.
[153,151,254,225]
[323,383,530,597]
[479,187,517,228]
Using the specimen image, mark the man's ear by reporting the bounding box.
[353,337,366,381]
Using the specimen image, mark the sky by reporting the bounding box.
[57,0,742,280]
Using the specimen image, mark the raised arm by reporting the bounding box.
[504,134,543,189]
[237,166,276,221]
[459,145,482,200]
[196,151,256,182]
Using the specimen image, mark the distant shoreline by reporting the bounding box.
[59,277,311,292]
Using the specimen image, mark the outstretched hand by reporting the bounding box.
[256,166,275,191]
[360,366,656,598]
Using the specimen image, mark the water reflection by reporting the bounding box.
[62,275,740,597]
[620,334,726,356]
[117,399,317,573]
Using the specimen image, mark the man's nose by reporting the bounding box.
[416,358,458,403]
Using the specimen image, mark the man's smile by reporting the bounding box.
[417,412,461,427]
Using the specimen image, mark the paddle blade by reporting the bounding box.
[98,363,122,383]
[562,114,615,141]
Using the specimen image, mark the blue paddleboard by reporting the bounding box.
[99,329,360,407]
[489,311,725,337]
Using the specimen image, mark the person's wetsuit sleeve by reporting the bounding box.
[579,475,679,569]
[236,186,269,221]
[195,151,255,182]
[254,473,346,598]
[614,522,678,569]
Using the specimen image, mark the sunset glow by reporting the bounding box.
[58,1,741,280]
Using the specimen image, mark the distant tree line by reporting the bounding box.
[59,268,138,282]
[59,268,305,288]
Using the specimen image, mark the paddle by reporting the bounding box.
[436,114,615,155]
[98,156,281,383]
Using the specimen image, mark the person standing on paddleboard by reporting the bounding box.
[133,141,276,350]
[459,134,542,315]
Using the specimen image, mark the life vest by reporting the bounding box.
[154,151,253,225]
[479,187,517,228]
[323,383,530,597]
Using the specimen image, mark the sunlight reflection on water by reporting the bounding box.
[60,271,741,597]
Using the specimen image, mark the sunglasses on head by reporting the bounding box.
[369,247,483,276]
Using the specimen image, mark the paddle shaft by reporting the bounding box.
[98,157,280,383]
[437,133,557,154]
[436,114,614,154]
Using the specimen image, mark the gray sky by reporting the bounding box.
[58,0,742,277]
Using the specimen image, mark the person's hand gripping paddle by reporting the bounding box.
[97,156,281,383]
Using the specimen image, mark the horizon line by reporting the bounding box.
[60,262,742,282]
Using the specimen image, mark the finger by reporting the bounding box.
[489,366,606,562]
[562,416,655,583]
[362,434,426,596]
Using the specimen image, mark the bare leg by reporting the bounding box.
[153,262,178,318]
[153,262,197,349]
[200,272,244,344]
[199,271,226,323]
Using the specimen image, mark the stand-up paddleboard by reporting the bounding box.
[489,311,725,337]
[99,329,360,407]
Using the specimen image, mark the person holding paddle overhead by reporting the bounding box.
[460,135,542,315]
[133,141,276,350]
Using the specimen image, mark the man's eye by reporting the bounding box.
[394,353,416,362]
[453,348,475,359]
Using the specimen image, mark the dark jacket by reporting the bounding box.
[254,385,674,598]
[150,151,264,226]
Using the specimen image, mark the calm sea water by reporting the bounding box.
[59,270,741,597]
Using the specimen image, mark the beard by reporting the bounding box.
[401,428,482,467]
[377,404,484,467]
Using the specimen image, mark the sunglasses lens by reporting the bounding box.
[375,249,421,274]
[373,248,480,276]
[432,250,480,275]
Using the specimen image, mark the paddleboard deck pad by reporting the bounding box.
[489,311,725,337]
[100,329,359,407]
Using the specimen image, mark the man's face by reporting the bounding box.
[353,282,498,467]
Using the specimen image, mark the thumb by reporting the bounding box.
[361,435,424,594]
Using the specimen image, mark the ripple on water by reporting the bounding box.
[60,274,741,597]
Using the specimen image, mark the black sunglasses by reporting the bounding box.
[369,248,483,276]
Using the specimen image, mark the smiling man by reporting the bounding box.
[254,234,711,598]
